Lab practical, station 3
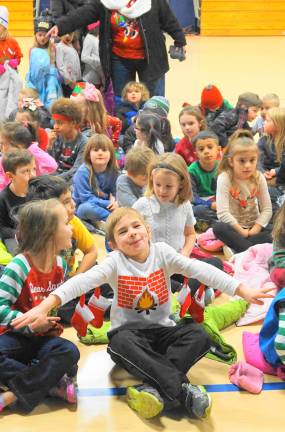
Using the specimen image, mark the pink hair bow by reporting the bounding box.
[84,82,100,102]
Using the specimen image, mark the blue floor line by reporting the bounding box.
[78,381,285,397]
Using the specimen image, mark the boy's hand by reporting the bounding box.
[47,130,57,149]
[235,283,274,305]
[31,316,61,333]
[12,295,61,330]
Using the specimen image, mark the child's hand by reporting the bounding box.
[47,130,57,149]
[11,300,59,331]
[239,227,249,238]
[264,169,276,180]
[235,283,274,305]
[210,201,217,211]
[107,195,119,211]
[47,25,59,38]
[248,224,262,237]
[31,316,61,333]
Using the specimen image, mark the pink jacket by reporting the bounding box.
[0,143,57,191]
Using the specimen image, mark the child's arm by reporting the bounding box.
[12,256,115,330]
[71,217,98,275]
[164,243,273,304]
[81,35,101,70]
[181,225,196,257]
[252,174,272,233]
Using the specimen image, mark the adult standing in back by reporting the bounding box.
[47,0,186,96]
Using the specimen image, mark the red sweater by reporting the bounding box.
[175,137,197,166]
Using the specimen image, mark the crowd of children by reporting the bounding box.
[0,2,285,424]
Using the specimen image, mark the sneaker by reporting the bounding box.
[182,383,212,419]
[126,384,164,419]
[49,374,77,404]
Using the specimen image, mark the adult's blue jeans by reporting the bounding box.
[111,54,165,97]
[0,333,79,412]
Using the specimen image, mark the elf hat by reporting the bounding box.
[0,6,8,29]
[201,84,223,111]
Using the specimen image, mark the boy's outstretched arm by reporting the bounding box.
[235,283,274,305]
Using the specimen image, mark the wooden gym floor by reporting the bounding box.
[5,35,285,431]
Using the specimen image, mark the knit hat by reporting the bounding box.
[143,96,170,117]
[0,6,8,29]
[237,92,262,108]
[34,9,54,34]
[201,84,223,111]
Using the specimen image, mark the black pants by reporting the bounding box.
[213,221,272,253]
[171,256,223,294]
[108,321,210,407]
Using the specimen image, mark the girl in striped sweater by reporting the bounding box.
[0,199,79,413]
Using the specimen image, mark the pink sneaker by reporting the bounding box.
[50,375,77,404]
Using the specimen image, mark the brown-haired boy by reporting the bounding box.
[116,147,154,207]
[0,150,36,254]
[211,91,262,148]
[49,98,87,184]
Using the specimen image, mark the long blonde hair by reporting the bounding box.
[266,107,285,162]
[145,152,192,205]
[219,129,260,186]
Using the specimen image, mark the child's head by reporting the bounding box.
[71,82,107,133]
[27,175,75,222]
[34,10,54,48]
[260,93,280,120]
[15,108,40,137]
[60,32,74,45]
[125,147,155,187]
[0,122,36,153]
[264,107,285,162]
[146,153,192,205]
[87,21,100,36]
[2,149,36,192]
[84,133,117,174]
[17,199,72,256]
[143,96,170,118]
[135,112,164,153]
[236,92,262,121]
[51,98,82,139]
[192,131,220,166]
[200,84,224,113]
[18,88,39,110]
[219,129,259,182]
[106,207,150,260]
[0,6,8,40]
[179,106,206,140]
[121,81,149,105]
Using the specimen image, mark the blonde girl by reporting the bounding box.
[257,107,285,184]
[213,129,272,253]
[134,153,223,300]
[117,81,150,133]
[0,199,79,413]
[71,82,122,148]
[73,134,119,223]
[175,106,207,165]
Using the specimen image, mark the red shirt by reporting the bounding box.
[0,37,23,64]
[175,137,197,166]
[110,11,145,60]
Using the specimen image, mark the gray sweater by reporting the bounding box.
[116,174,144,207]
[56,41,82,84]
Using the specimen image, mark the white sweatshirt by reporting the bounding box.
[53,242,240,331]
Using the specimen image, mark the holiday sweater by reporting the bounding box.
[0,37,23,65]
[216,172,272,229]
[175,137,197,166]
[189,161,218,207]
[50,242,240,332]
[0,253,67,334]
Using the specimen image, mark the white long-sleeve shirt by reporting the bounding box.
[56,41,81,84]
[81,34,104,85]
[52,242,240,331]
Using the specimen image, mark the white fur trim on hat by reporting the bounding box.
[0,6,8,29]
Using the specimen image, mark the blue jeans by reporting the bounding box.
[76,201,110,223]
[0,333,80,412]
[111,54,165,97]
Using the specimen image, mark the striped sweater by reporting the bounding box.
[275,307,285,365]
[0,253,67,334]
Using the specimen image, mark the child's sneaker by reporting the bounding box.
[181,383,212,419]
[49,374,77,404]
[126,384,164,419]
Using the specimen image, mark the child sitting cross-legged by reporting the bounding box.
[188,130,220,229]
[116,146,155,207]
[12,207,273,420]
[0,150,36,255]
[49,98,88,184]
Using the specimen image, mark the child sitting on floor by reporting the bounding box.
[12,207,272,420]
